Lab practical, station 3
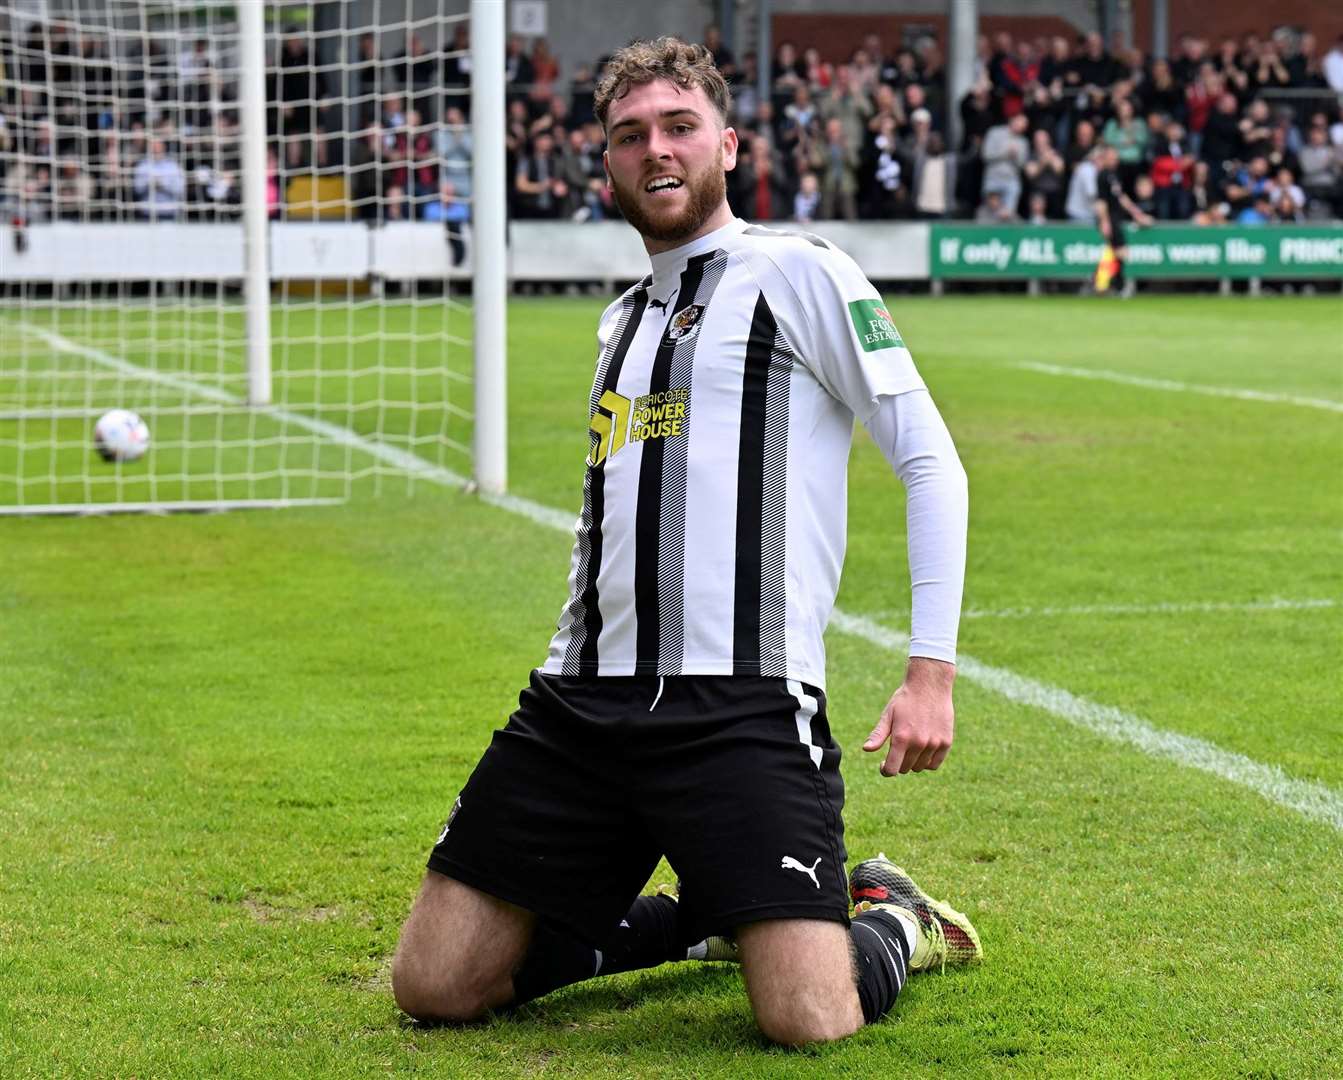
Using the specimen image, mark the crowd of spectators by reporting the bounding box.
[2,17,1342,237]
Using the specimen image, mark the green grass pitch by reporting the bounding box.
[1,294,1341,1078]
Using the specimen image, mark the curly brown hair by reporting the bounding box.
[594,37,732,134]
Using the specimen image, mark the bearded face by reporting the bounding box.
[608,142,728,244]
[602,79,737,252]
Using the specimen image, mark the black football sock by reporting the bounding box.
[511,895,683,1006]
[850,907,912,1024]
[592,893,682,975]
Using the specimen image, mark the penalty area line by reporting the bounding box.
[1017,362,1343,414]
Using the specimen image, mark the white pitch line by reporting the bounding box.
[1018,361,1343,414]
[961,598,1339,620]
[17,323,1342,834]
[827,610,1343,834]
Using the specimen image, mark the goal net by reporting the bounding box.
[0,0,504,515]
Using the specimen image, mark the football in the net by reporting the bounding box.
[93,409,150,463]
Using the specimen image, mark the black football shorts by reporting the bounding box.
[426,670,850,947]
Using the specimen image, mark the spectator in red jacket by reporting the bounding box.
[1150,122,1193,219]
[997,39,1040,119]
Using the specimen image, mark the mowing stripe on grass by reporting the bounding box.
[1018,361,1343,413]
[960,598,1338,620]
[20,323,1343,835]
[829,609,1343,834]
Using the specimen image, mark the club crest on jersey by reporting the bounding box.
[663,303,705,344]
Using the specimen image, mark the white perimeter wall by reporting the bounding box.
[0,221,933,282]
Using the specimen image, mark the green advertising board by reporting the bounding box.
[929,223,1343,279]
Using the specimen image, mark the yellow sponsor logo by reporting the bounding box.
[586,387,689,465]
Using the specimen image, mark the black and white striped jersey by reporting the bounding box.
[542,217,926,689]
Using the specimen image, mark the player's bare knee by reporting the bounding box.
[754,997,861,1046]
[391,950,495,1023]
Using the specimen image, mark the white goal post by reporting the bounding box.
[0,0,507,515]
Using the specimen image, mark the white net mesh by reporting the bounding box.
[0,1,475,513]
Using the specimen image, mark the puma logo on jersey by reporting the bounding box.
[781,855,822,889]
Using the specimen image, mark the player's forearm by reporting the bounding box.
[865,390,968,664]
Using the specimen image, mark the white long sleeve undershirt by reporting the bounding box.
[862,389,968,664]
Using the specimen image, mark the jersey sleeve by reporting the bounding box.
[753,240,926,419]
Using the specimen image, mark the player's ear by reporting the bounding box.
[603,149,612,190]
[721,125,738,172]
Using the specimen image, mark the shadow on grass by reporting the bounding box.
[402,963,773,1052]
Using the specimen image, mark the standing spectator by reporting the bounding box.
[278,32,315,134]
[1074,32,1119,91]
[424,179,469,265]
[354,34,391,126]
[1065,119,1098,171]
[734,135,790,220]
[53,159,93,220]
[862,114,904,218]
[1141,60,1184,123]
[437,106,473,202]
[569,63,596,126]
[997,39,1041,119]
[704,24,736,82]
[1285,32,1324,89]
[442,25,472,117]
[1249,38,1291,95]
[980,112,1029,214]
[557,125,606,221]
[529,39,561,96]
[1200,92,1242,170]
[1150,122,1193,219]
[1171,34,1208,86]
[133,137,185,220]
[504,35,535,102]
[1065,147,1100,222]
[820,64,873,153]
[1189,160,1227,223]
[1298,126,1340,214]
[914,132,953,219]
[398,33,440,121]
[793,171,820,222]
[1039,36,1076,96]
[1102,98,1148,185]
[513,131,568,218]
[1022,128,1066,218]
[813,116,860,220]
[899,107,937,205]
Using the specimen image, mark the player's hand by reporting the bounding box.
[862,657,955,776]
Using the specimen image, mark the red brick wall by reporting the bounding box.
[1133,0,1343,54]
[774,6,1343,64]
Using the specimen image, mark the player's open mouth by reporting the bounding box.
[645,176,684,194]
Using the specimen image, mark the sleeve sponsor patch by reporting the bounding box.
[847,298,905,352]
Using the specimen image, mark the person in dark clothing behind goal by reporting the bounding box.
[1093,143,1155,297]
[391,38,981,1046]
